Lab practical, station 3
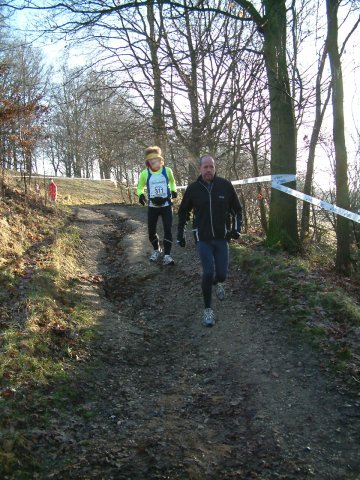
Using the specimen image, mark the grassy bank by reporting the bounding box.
[231,236,360,381]
[0,180,101,474]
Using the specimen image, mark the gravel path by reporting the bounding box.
[24,204,359,479]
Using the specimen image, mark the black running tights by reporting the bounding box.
[148,205,173,255]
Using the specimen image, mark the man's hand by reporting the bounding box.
[139,194,146,206]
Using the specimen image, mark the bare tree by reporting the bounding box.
[46,65,152,182]
[300,41,332,241]
[6,0,297,246]
[227,0,300,252]
[326,0,351,272]
[8,0,358,258]
[297,1,359,246]
[48,66,97,177]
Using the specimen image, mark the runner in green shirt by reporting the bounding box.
[137,146,177,265]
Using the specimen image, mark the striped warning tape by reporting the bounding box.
[179,174,360,224]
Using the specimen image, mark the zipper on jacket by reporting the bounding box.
[200,181,215,238]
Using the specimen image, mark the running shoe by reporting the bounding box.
[202,308,215,327]
[163,254,175,265]
[149,249,162,262]
[215,283,225,301]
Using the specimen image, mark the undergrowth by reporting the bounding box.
[231,235,360,381]
[0,178,100,475]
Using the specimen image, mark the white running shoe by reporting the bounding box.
[149,249,162,262]
[202,308,215,327]
[215,283,225,301]
[163,254,174,265]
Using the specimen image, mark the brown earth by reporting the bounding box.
[16,204,360,479]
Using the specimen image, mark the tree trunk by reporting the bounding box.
[301,48,331,241]
[263,0,300,252]
[147,1,167,152]
[182,6,201,181]
[241,100,268,234]
[326,0,351,273]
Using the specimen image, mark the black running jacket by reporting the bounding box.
[177,175,242,242]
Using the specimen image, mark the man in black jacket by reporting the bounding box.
[177,154,242,327]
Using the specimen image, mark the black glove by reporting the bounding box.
[226,230,240,242]
[139,194,146,206]
[171,191,178,199]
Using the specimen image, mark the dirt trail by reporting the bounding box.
[25,204,360,479]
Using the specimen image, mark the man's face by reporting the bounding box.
[199,157,215,182]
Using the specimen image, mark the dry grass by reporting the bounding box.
[0,174,98,394]
[0,172,111,474]
[11,174,136,206]
[231,237,360,380]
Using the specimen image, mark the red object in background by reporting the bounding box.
[48,180,57,201]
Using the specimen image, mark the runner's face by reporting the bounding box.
[149,158,161,170]
[199,157,215,182]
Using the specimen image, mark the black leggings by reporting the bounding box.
[197,240,229,308]
[148,205,173,255]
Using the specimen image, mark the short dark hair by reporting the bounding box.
[199,154,214,166]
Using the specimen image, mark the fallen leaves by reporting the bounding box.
[0,388,16,398]
[77,273,102,284]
